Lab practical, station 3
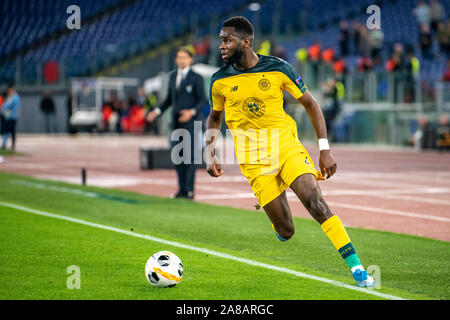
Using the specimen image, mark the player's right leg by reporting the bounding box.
[290,173,375,288]
[263,191,295,241]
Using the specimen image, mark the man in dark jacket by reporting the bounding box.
[40,91,56,133]
[146,47,207,199]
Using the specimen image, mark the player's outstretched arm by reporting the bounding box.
[205,109,224,177]
[298,91,337,179]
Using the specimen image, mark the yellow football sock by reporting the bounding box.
[321,214,362,269]
[321,214,351,250]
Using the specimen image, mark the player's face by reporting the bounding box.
[175,50,193,70]
[219,27,244,65]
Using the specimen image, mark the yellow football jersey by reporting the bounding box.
[209,54,307,131]
[210,54,308,166]
[209,55,322,206]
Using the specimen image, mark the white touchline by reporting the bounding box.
[0,201,406,300]
[195,193,450,222]
[325,201,450,223]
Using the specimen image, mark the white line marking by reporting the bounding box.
[195,192,450,222]
[325,201,450,222]
[0,201,406,300]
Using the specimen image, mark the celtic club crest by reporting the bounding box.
[242,97,265,119]
[258,78,271,91]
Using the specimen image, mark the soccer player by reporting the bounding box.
[205,16,374,287]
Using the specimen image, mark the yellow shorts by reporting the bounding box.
[239,125,323,208]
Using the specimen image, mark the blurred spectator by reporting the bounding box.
[194,36,211,63]
[339,20,349,57]
[308,41,322,87]
[137,87,159,134]
[405,47,420,102]
[385,53,402,72]
[357,55,373,72]
[393,43,406,62]
[0,91,5,137]
[413,1,431,27]
[103,92,122,133]
[386,52,403,102]
[308,42,321,62]
[368,28,384,65]
[437,21,450,57]
[436,114,450,151]
[294,47,308,74]
[332,56,346,76]
[442,59,450,81]
[0,84,20,151]
[257,40,272,56]
[351,21,362,55]
[66,91,75,134]
[121,95,146,133]
[419,24,433,59]
[272,45,287,60]
[358,24,370,57]
[40,91,57,133]
[321,47,335,64]
[415,115,436,149]
[137,87,146,106]
[321,77,344,141]
[430,0,445,32]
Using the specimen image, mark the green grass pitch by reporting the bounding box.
[0,172,448,300]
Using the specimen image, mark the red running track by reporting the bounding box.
[1,134,449,241]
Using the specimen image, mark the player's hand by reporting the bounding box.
[319,150,337,179]
[206,153,223,178]
[146,110,158,123]
[178,109,194,123]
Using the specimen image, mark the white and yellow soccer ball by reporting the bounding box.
[145,251,183,287]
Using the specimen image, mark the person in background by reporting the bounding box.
[436,114,450,151]
[146,47,207,199]
[0,91,5,137]
[416,115,436,149]
[338,20,349,57]
[437,21,450,57]
[413,1,431,28]
[405,46,420,102]
[419,24,433,59]
[351,21,362,55]
[368,28,384,65]
[40,91,57,133]
[143,92,159,135]
[66,91,75,134]
[0,84,20,151]
[430,0,445,33]
[321,77,344,142]
[442,59,450,82]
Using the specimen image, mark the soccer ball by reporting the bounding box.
[145,251,183,287]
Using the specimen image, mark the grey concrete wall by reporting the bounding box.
[15,93,70,133]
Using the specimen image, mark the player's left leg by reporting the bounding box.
[290,173,375,288]
[263,191,295,241]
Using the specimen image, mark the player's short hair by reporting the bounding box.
[177,46,194,58]
[222,16,254,40]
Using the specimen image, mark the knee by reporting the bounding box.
[303,195,332,223]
